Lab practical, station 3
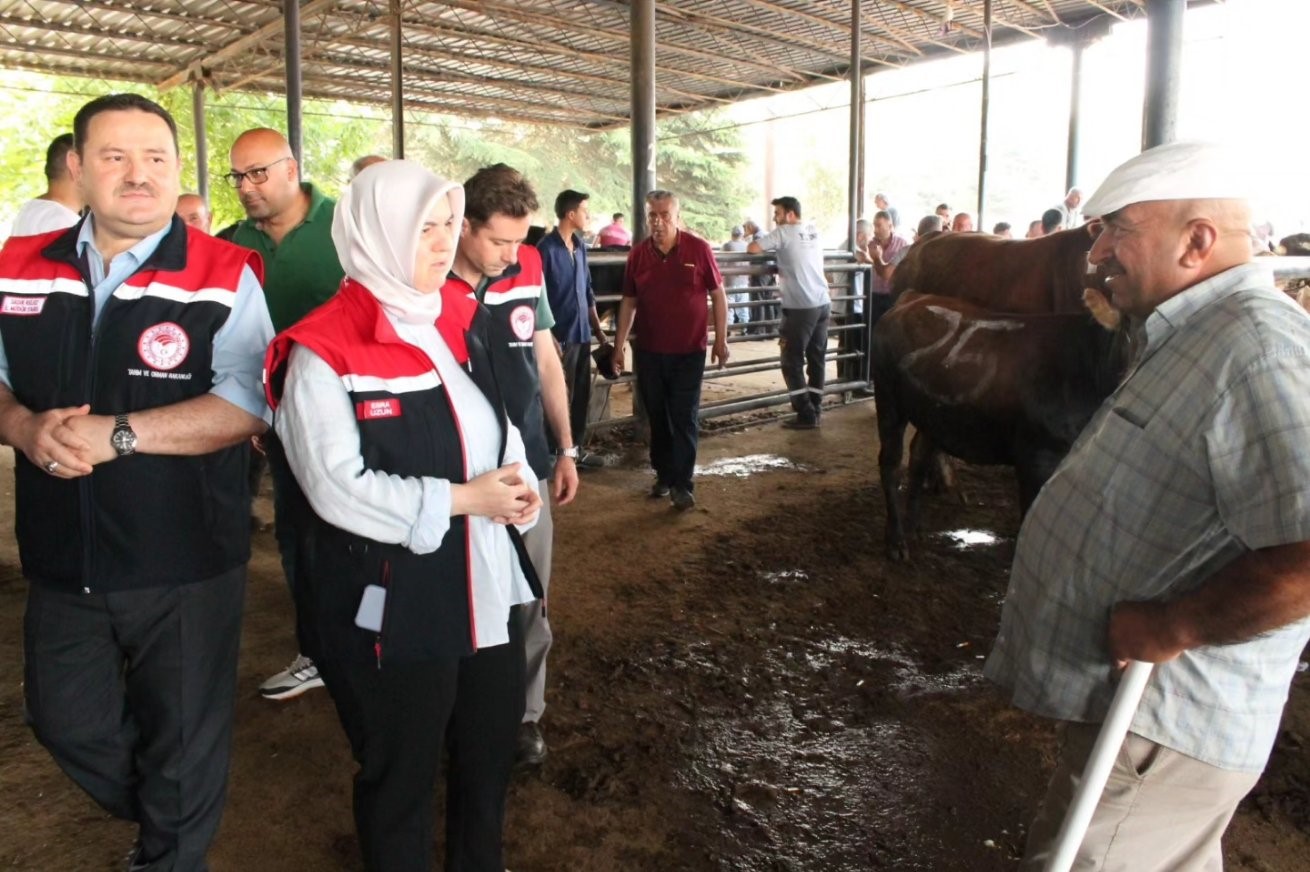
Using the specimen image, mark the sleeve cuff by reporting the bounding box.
[407,477,453,554]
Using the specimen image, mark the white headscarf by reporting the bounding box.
[331,159,465,324]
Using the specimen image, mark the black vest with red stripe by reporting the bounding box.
[0,216,262,591]
[265,279,541,662]
[445,247,550,480]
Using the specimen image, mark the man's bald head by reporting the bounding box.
[228,128,301,221]
[175,193,211,233]
[230,128,294,162]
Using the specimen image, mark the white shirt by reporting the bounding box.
[10,199,80,236]
[276,314,537,649]
[755,222,831,309]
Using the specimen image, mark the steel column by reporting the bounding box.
[192,81,208,203]
[284,0,304,166]
[630,0,656,241]
[390,0,404,158]
[1065,37,1085,193]
[976,0,992,227]
[847,0,861,252]
[1142,0,1184,150]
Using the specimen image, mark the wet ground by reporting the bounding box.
[0,400,1308,870]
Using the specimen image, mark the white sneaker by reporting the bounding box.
[259,653,324,700]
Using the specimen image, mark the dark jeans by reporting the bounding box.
[24,568,246,872]
[779,304,830,421]
[560,341,593,449]
[635,349,705,491]
[317,616,525,872]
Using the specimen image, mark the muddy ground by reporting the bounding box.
[1,399,1307,871]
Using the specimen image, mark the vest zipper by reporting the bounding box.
[79,281,102,593]
[374,559,392,669]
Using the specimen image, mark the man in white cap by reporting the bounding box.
[985,140,1310,870]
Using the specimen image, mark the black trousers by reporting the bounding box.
[779,304,830,421]
[317,616,526,872]
[560,341,593,450]
[23,568,246,872]
[635,349,705,492]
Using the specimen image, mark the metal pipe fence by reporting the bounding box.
[585,250,872,432]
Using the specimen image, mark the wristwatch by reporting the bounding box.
[110,413,138,457]
[552,446,580,459]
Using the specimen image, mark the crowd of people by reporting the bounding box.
[4,90,1310,872]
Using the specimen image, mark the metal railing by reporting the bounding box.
[585,249,873,431]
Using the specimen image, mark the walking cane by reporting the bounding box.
[1045,660,1154,872]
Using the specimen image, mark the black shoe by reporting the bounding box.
[577,451,605,469]
[516,721,547,766]
[782,417,819,430]
[650,481,671,498]
[671,488,696,511]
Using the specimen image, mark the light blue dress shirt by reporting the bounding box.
[0,217,274,423]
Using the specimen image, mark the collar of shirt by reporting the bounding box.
[1143,261,1274,357]
[237,182,330,246]
[75,214,171,301]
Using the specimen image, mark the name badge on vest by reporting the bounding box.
[356,398,401,420]
[1,295,46,316]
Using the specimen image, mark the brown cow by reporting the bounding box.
[872,292,1131,561]
[891,225,1100,313]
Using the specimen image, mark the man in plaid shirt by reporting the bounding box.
[986,141,1310,870]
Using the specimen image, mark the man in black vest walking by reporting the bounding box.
[447,164,579,767]
[0,94,273,870]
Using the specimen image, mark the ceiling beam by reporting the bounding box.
[0,13,208,52]
[434,0,817,85]
[336,17,734,103]
[926,0,1043,39]
[1080,0,1133,19]
[877,0,984,39]
[36,0,249,35]
[728,0,923,58]
[158,0,338,92]
[0,39,175,69]
[1006,0,1062,24]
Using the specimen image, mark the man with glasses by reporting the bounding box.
[227,127,344,701]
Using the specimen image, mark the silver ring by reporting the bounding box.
[43,460,58,474]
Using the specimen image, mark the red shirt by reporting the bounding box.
[622,231,722,354]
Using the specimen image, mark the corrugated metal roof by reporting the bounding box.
[0,1,1166,127]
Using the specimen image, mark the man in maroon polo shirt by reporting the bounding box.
[612,190,729,511]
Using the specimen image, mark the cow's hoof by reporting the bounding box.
[886,542,911,562]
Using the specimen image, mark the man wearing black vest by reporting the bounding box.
[447,164,578,767]
[0,94,274,870]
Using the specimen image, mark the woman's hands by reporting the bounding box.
[450,462,541,525]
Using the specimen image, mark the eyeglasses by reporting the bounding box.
[223,156,291,188]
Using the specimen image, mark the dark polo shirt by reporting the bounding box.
[622,230,722,355]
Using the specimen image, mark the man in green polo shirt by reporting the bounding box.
[227,127,345,701]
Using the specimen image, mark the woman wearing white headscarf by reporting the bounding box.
[264,159,542,872]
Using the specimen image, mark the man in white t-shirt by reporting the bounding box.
[749,196,831,429]
[10,134,82,236]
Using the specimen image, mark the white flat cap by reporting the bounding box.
[1082,140,1249,219]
